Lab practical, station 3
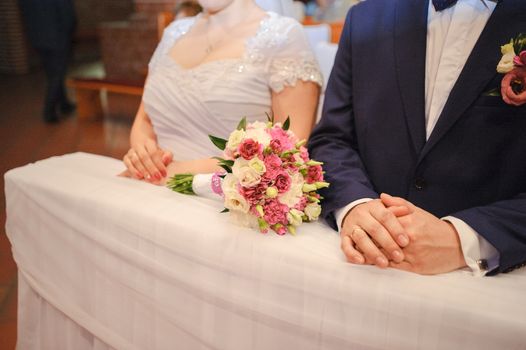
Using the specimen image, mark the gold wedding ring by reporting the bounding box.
[350,226,365,240]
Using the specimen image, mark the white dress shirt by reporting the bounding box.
[335,0,500,275]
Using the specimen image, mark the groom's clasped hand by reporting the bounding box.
[341,194,466,275]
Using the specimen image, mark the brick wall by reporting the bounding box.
[98,0,180,80]
[75,0,135,38]
[99,16,158,80]
[134,0,179,15]
[0,0,30,74]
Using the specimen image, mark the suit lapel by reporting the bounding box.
[419,0,525,161]
[394,0,429,155]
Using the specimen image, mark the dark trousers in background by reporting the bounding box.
[37,46,71,117]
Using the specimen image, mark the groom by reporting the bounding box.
[309,0,526,275]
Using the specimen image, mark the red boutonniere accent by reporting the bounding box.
[495,33,526,106]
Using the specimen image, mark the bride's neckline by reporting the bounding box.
[166,11,277,71]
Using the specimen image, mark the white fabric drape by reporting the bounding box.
[5,153,526,350]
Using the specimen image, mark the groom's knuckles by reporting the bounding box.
[371,205,393,224]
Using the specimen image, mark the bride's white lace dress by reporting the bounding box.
[144,11,322,160]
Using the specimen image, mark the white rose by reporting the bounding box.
[226,129,246,151]
[304,203,321,221]
[248,121,268,130]
[245,125,271,146]
[287,209,303,226]
[248,158,266,175]
[232,158,261,187]
[224,191,250,213]
[221,173,238,195]
[497,41,517,74]
[278,172,304,207]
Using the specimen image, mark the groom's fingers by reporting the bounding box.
[387,205,411,217]
[368,206,406,262]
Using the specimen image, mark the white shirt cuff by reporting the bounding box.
[335,198,373,231]
[443,216,500,276]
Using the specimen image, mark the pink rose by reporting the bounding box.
[274,225,287,236]
[240,180,269,205]
[269,139,284,154]
[263,199,288,226]
[294,196,308,212]
[299,146,310,162]
[306,165,324,184]
[270,128,294,151]
[513,51,526,67]
[274,171,291,193]
[238,139,261,160]
[263,154,282,179]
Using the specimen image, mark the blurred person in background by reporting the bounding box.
[18,0,77,123]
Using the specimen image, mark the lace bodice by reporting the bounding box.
[143,12,322,161]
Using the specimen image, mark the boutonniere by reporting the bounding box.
[494,33,526,106]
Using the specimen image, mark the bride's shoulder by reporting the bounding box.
[256,12,308,49]
[163,16,199,39]
[264,12,303,35]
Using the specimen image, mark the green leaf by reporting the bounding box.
[209,135,228,151]
[483,87,501,97]
[212,156,226,162]
[283,116,290,131]
[219,164,232,173]
[265,111,275,124]
[513,33,526,54]
[220,208,230,213]
[237,117,247,131]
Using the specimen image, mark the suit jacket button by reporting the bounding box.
[414,178,426,190]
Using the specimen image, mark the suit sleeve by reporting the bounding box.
[452,194,526,274]
[307,9,378,230]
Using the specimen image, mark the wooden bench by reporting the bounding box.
[66,77,145,120]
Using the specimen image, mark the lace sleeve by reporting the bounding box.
[148,17,195,73]
[267,21,323,93]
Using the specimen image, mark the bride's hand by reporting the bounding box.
[122,139,173,183]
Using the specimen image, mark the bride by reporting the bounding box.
[122,0,322,185]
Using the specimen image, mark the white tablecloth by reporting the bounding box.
[5,153,526,350]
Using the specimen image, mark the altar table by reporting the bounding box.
[5,153,526,349]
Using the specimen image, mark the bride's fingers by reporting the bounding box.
[136,146,161,181]
[340,234,365,264]
[128,150,152,181]
[123,155,143,179]
[162,150,173,165]
[144,143,168,177]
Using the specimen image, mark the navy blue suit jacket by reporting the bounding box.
[308,0,526,274]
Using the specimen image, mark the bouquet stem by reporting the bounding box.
[166,174,195,195]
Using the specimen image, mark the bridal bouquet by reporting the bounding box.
[167,116,329,235]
